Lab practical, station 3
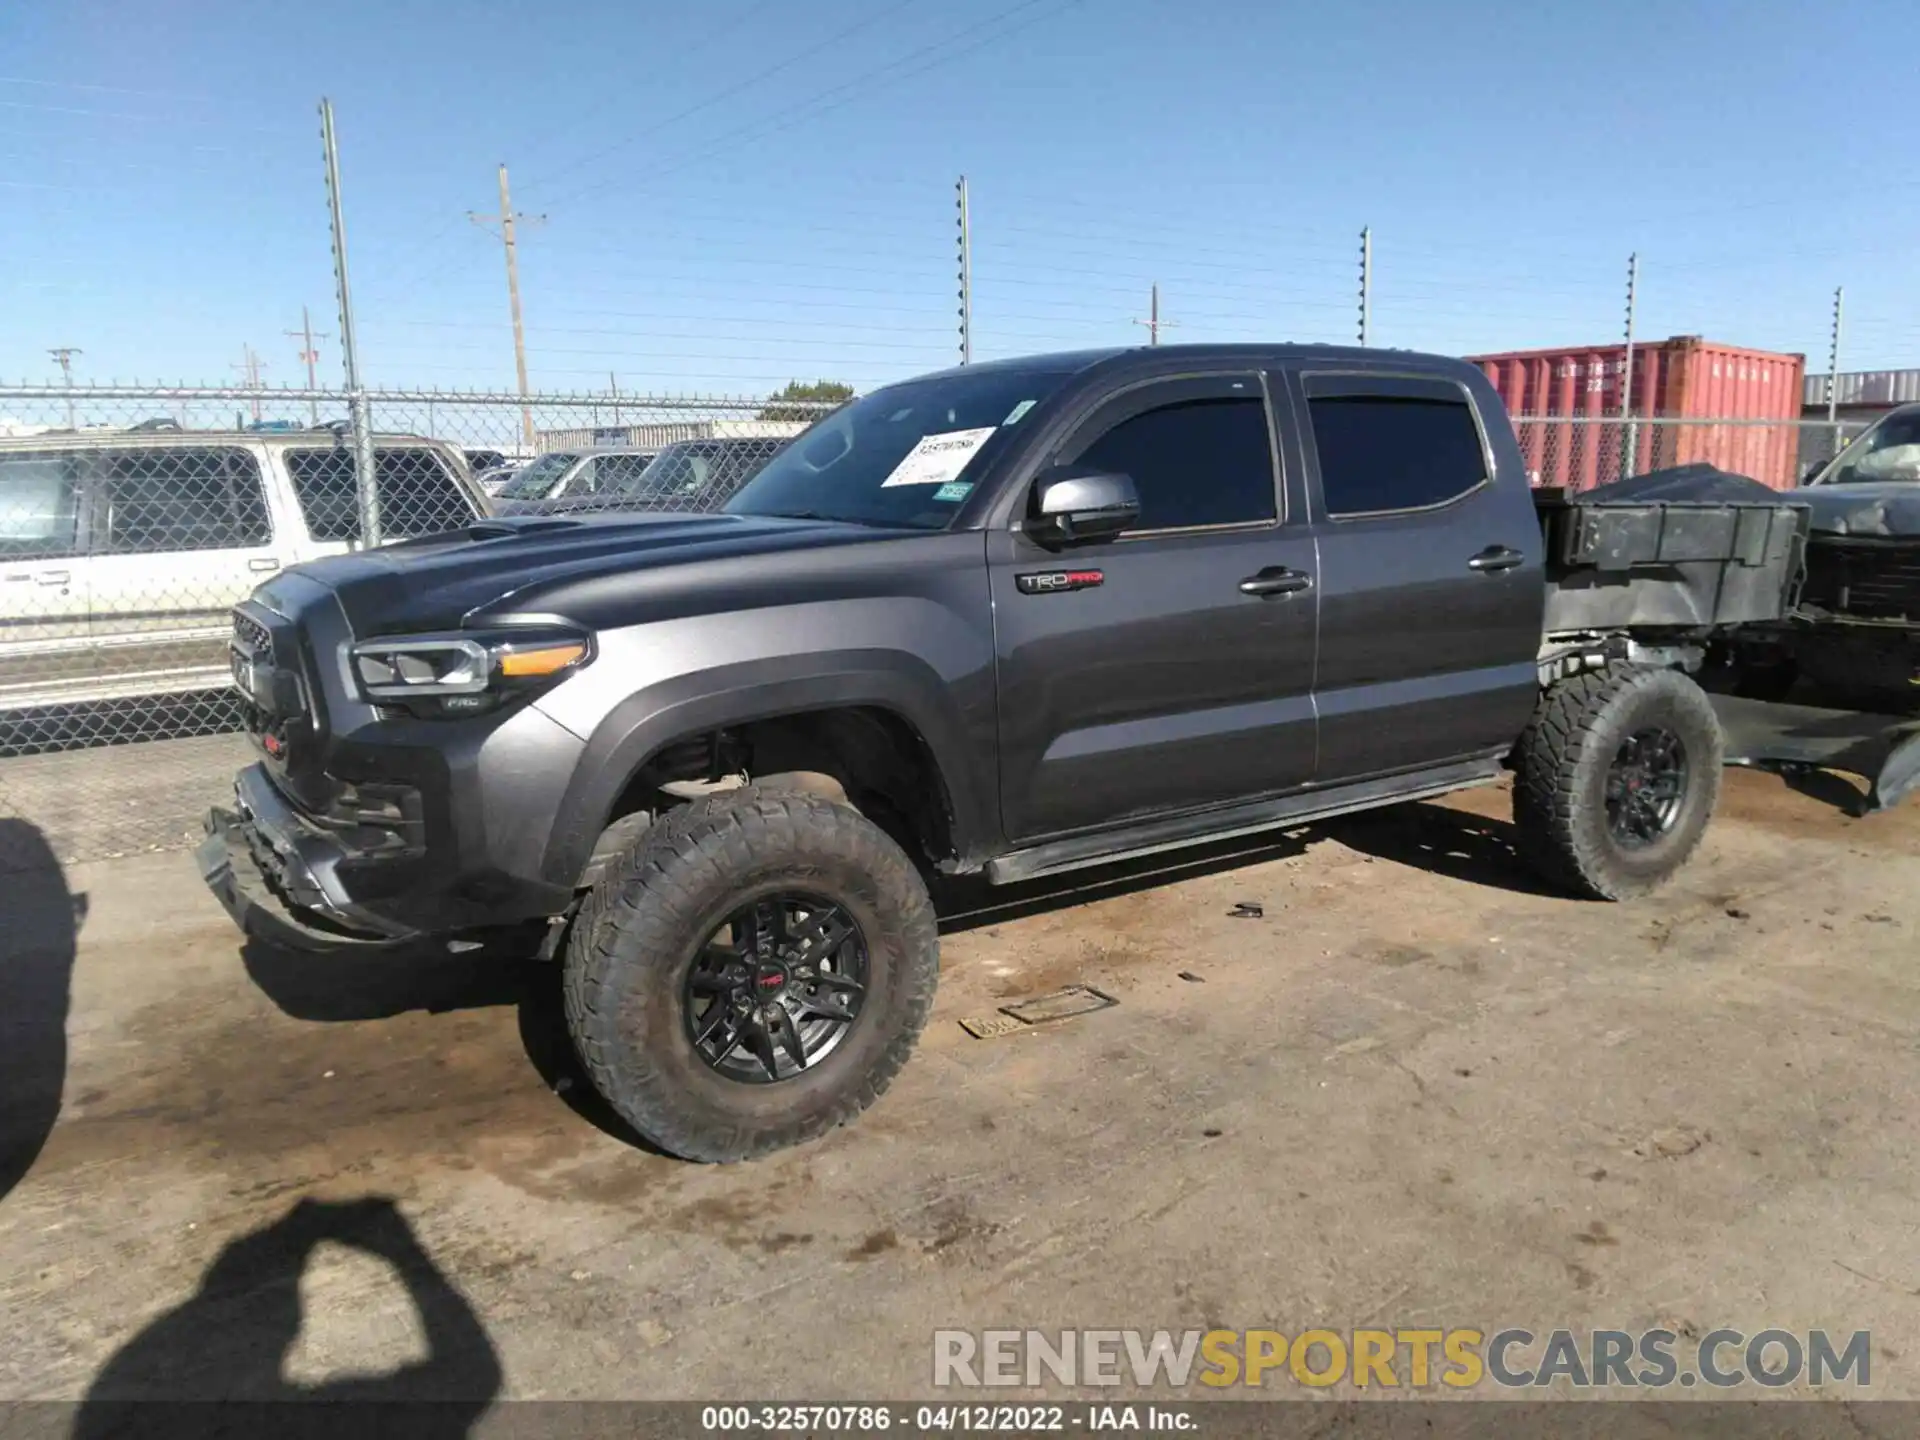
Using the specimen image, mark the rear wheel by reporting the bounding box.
[1514,665,1723,900]
[562,785,938,1162]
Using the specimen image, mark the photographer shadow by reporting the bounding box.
[0,819,86,1205]
[76,1194,501,1436]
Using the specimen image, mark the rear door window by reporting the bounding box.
[97,447,271,553]
[285,445,475,541]
[0,453,82,560]
[1303,377,1490,517]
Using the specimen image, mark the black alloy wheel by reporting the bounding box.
[683,893,870,1083]
[1604,726,1689,850]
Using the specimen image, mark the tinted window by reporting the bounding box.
[0,453,81,561]
[286,446,475,541]
[1072,396,1276,530]
[1308,395,1487,516]
[99,447,271,554]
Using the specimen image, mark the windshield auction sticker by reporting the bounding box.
[881,427,996,487]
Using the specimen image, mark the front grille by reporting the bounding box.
[232,608,274,662]
[1802,539,1920,620]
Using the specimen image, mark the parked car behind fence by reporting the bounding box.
[495,437,786,517]
[489,447,659,507]
[0,431,488,714]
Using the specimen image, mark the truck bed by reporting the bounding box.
[1534,480,1809,634]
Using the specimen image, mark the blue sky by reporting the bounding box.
[3,0,1915,398]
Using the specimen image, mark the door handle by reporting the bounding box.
[36,570,71,586]
[249,557,282,573]
[1467,545,1524,573]
[1239,566,1313,598]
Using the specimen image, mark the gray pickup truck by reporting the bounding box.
[198,345,1807,1162]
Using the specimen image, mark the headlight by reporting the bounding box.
[350,629,592,715]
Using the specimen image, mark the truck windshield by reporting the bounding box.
[725,368,1074,529]
[497,452,577,500]
[1816,412,1920,486]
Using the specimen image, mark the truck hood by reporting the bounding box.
[1796,482,1920,538]
[279,511,903,636]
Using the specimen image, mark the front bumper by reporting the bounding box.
[197,765,418,948]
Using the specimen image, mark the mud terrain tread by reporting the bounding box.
[562,786,939,1163]
[1513,664,1722,901]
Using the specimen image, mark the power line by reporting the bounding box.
[544,0,1076,210]
[0,75,215,102]
[521,0,926,199]
[511,0,787,162]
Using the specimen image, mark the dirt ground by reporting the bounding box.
[1,768,1917,1412]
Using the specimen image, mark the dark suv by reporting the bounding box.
[201,345,1766,1162]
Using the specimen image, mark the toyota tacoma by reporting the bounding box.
[198,345,1807,1161]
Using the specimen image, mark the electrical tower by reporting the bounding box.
[470,164,545,447]
[284,305,331,424]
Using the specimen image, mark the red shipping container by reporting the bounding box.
[1467,337,1807,491]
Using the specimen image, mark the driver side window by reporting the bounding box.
[1062,377,1277,532]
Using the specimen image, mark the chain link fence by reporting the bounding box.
[0,385,1878,870]
[1507,415,1869,494]
[0,383,832,870]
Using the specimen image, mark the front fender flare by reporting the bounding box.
[537,648,991,889]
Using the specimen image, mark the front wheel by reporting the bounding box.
[1513,665,1723,900]
[563,785,939,1162]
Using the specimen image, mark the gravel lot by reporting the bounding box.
[2,769,1917,1415]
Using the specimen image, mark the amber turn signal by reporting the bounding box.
[498,642,587,678]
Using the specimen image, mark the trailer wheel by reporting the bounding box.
[1514,665,1723,900]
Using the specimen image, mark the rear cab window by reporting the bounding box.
[283,445,475,541]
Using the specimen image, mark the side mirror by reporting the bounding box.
[1029,467,1141,547]
[1799,461,1827,486]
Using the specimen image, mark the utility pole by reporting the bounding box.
[1132,283,1177,346]
[284,305,330,424]
[321,97,378,545]
[1826,285,1845,425]
[956,175,972,365]
[470,164,544,448]
[1620,252,1638,479]
[1358,226,1371,346]
[232,344,267,422]
[610,370,622,428]
[1826,284,1846,462]
[48,347,81,429]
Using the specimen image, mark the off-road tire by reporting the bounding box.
[1513,664,1723,901]
[563,785,939,1162]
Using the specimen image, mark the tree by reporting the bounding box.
[759,379,854,423]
